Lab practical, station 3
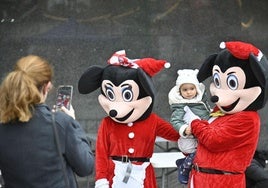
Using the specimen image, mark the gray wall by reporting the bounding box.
[1,0,268,150]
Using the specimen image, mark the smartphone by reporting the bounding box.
[55,85,73,110]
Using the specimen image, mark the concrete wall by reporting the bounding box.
[1,0,268,149]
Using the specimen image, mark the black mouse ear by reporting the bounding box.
[197,54,218,82]
[249,53,268,107]
[249,53,268,88]
[78,65,105,94]
[137,68,155,97]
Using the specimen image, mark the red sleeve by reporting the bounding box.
[154,113,180,142]
[191,112,260,152]
[95,118,111,180]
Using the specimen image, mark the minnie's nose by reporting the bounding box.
[109,110,117,117]
[211,96,219,103]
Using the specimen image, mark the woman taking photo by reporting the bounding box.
[0,55,94,188]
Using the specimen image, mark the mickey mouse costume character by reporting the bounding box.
[183,41,268,188]
[78,50,180,188]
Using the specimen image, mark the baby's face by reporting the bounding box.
[180,83,197,99]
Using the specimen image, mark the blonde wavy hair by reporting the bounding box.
[0,55,53,123]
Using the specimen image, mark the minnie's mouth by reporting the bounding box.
[221,98,240,112]
[115,109,134,122]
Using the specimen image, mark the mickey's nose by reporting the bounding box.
[211,96,219,103]
[109,110,117,117]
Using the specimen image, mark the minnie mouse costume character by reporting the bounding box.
[182,41,268,188]
[78,50,180,188]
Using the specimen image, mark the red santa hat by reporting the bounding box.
[107,50,170,77]
[219,41,263,61]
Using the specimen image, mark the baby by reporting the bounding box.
[168,69,211,185]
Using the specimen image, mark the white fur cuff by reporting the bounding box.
[179,124,189,138]
[95,178,109,188]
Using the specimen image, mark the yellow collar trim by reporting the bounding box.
[210,110,225,117]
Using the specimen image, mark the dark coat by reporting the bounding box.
[246,150,268,188]
[0,104,94,188]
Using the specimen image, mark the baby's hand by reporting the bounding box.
[184,125,192,135]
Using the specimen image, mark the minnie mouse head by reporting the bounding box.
[197,41,268,114]
[78,50,170,123]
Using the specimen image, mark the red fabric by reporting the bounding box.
[107,50,167,77]
[107,50,138,68]
[136,58,167,77]
[189,111,260,188]
[225,41,259,60]
[95,113,180,188]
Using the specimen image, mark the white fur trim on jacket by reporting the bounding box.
[168,83,205,105]
[95,178,109,188]
[179,124,189,138]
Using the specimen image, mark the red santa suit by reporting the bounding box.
[189,110,260,188]
[95,113,179,188]
[184,41,268,188]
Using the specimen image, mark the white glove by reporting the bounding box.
[95,178,109,188]
[183,106,200,125]
[60,105,76,120]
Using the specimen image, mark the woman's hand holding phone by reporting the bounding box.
[53,85,75,119]
[52,105,76,120]
[60,105,76,120]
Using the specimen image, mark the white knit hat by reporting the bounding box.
[176,69,200,88]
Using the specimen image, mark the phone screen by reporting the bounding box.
[56,85,73,110]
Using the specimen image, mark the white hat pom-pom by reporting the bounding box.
[219,42,226,49]
[164,62,171,68]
